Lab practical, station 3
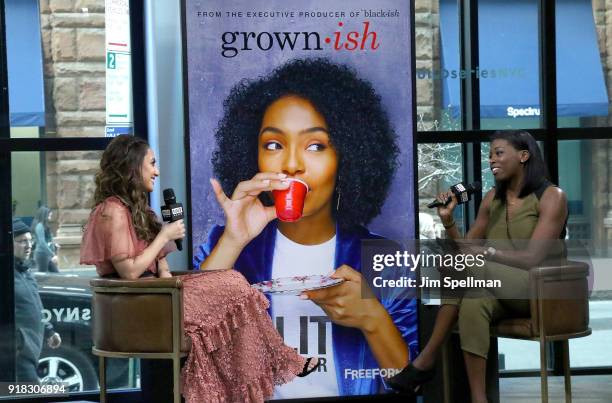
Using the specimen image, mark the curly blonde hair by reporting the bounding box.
[93,135,161,242]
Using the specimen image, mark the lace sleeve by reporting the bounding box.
[80,198,137,265]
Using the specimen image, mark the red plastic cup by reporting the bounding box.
[272,178,309,222]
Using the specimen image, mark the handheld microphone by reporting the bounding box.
[161,188,184,251]
[427,182,481,208]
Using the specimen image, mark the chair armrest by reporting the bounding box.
[529,260,590,301]
[171,270,194,277]
[528,260,590,337]
[529,260,589,280]
[91,275,188,353]
[90,276,183,289]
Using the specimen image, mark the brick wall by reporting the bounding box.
[415,0,441,131]
[40,0,106,268]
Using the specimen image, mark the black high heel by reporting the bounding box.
[387,363,435,394]
[297,357,321,377]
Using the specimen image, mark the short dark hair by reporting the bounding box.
[212,58,399,230]
[490,130,549,201]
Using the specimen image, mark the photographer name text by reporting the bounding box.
[372,275,501,289]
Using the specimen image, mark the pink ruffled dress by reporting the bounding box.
[80,196,306,402]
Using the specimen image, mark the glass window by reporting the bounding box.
[556,0,611,128]
[478,0,542,130]
[480,142,494,192]
[498,339,541,371]
[417,143,465,238]
[557,140,612,368]
[558,140,608,249]
[5,0,133,138]
[8,151,137,397]
[416,0,462,132]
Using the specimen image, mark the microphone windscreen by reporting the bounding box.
[163,188,176,203]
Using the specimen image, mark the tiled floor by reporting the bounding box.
[501,375,612,402]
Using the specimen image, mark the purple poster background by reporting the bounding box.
[185,0,414,249]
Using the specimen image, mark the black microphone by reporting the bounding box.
[427,182,481,208]
[161,188,184,251]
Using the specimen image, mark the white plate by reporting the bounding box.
[252,275,344,295]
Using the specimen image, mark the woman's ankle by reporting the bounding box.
[412,354,434,371]
[470,390,489,403]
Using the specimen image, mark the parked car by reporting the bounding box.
[33,271,135,392]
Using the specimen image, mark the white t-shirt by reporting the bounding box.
[271,230,339,399]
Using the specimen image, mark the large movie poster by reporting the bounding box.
[184,0,416,398]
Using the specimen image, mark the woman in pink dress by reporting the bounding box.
[80,135,319,403]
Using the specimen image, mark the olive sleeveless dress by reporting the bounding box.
[452,181,566,358]
[484,180,566,300]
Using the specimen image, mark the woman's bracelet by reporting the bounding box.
[484,246,497,260]
[442,220,456,230]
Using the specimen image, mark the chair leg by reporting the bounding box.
[99,356,107,403]
[562,340,572,403]
[442,342,452,403]
[539,339,548,403]
[173,357,181,403]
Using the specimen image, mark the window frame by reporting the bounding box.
[414,0,612,380]
[0,0,148,400]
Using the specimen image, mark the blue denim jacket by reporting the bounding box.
[193,221,418,396]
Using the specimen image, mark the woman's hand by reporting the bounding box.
[301,265,385,332]
[210,173,289,248]
[436,191,458,225]
[158,257,172,278]
[158,270,172,278]
[160,219,186,242]
[305,266,410,370]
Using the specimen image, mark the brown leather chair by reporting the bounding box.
[442,260,591,403]
[90,272,191,403]
[493,261,591,403]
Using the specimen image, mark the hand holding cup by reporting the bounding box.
[211,173,290,248]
